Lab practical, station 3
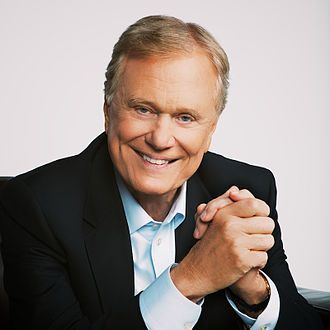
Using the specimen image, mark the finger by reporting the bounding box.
[248,251,268,269]
[247,234,275,251]
[194,203,208,239]
[200,186,239,222]
[196,203,207,215]
[217,198,270,218]
[194,190,237,239]
[229,189,255,201]
[195,186,241,239]
[243,217,275,234]
[193,217,209,239]
[200,197,232,222]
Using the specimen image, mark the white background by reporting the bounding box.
[0,0,329,291]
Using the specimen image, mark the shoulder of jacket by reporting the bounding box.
[1,133,107,207]
[198,151,275,201]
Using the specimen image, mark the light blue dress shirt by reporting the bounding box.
[117,175,280,330]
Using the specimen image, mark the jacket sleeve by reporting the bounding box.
[0,179,147,330]
[263,171,324,329]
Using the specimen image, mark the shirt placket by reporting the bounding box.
[151,220,175,278]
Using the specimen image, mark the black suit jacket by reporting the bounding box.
[0,133,323,329]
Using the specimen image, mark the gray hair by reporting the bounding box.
[104,15,230,113]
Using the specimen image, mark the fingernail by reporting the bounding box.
[231,186,239,192]
[200,210,206,221]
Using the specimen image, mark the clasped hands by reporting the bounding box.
[171,186,275,308]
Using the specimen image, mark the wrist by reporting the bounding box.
[229,271,271,317]
[170,264,205,303]
[230,270,270,305]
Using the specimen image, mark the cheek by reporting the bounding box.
[176,128,212,157]
[108,117,147,144]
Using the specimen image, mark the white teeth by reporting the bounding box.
[142,154,169,165]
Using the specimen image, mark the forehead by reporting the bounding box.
[118,52,218,111]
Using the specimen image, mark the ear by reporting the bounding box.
[103,101,110,133]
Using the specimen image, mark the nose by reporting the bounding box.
[145,115,175,150]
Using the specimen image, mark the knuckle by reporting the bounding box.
[210,197,229,210]
[253,251,268,269]
[259,235,274,250]
[268,235,275,249]
[268,218,275,231]
[261,217,272,232]
[223,230,239,250]
[263,202,271,216]
[207,204,215,214]
[214,195,224,202]
[244,198,258,210]
[196,203,206,214]
[221,217,238,233]
[217,197,231,208]
[230,236,243,249]
[204,202,215,214]
[203,206,219,223]
[234,253,250,273]
[241,189,252,197]
[261,252,268,266]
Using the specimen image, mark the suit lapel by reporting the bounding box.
[82,142,134,313]
[175,173,211,262]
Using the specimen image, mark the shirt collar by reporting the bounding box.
[116,173,186,234]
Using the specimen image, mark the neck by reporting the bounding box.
[131,189,178,222]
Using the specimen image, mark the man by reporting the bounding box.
[0,15,323,329]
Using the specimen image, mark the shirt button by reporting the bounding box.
[156,238,162,246]
[184,322,193,330]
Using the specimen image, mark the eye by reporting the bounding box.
[177,114,194,123]
[136,107,152,115]
[135,106,153,116]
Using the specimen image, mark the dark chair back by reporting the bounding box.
[0,177,11,330]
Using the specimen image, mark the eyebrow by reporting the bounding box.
[127,98,202,118]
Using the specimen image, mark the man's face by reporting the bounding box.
[104,52,219,200]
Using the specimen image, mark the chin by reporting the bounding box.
[138,185,174,197]
[131,179,177,197]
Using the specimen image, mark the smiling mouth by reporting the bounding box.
[135,150,177,166]
[142,154,169,165]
